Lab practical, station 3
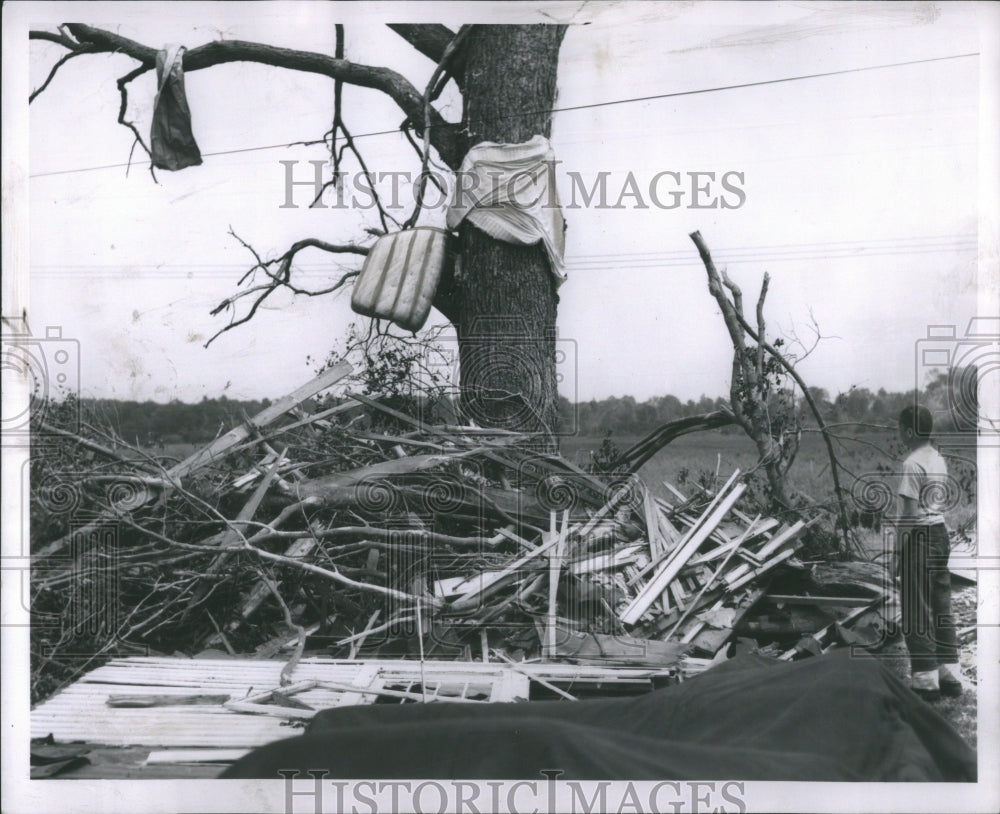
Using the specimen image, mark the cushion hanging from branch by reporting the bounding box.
[350,227,450,332]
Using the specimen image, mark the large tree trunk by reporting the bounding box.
[454,25,566,438]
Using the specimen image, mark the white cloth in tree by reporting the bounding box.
[446,135,566,285]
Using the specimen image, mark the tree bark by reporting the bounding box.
[454,25,566,438]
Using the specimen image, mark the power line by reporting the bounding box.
[31,234,977,278]
[29,51,977,179]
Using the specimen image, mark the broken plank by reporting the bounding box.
[778,598,881,660]
[492,652,578,701]
[449,530,564,612]
[765,595,877,607]
[629,472,742,586]
[107,694,230,708]
[620,482,746,625]
[723,520,808,586]
[545,512,569,659]
[551,626,686,667]
[662,515,762,640]
[687,587,767,656]
[145,749,249,765]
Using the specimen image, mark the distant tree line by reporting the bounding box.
[78,396,273,446]
[558,369,975,439]
[72,369,972,446]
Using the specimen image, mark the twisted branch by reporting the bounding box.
[206,231,369,346]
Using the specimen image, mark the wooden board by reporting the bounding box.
[31,656,678,750]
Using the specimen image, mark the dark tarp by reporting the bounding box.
[220,650,976,781]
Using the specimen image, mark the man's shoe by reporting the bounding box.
[940,678,963,698]
[912,687,941,702]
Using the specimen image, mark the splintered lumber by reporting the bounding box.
[778,598,881,660]
[663,515,761,640]
[493,652,578,701]
[620,482,746,625]
[630,469,742,586]
[568,544,643,575]
[449,528,564,613]
[172,362,352,476]
[688,518,778,565]
[107,694,230,708]
[551,627,686,668]
[643,492,664,561]
[32,362,352,562]
[348,610,382,659]
[237,538,318,621]
[722,519,808,586]
[686,587,766,656]
[544,512,569,659]
[186,451,289,613]
[765,595,875,607]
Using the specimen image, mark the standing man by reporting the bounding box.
[894,405,962,701]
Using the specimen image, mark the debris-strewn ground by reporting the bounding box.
[29,378,978,757]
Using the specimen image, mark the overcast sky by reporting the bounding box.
[22,1,993,405]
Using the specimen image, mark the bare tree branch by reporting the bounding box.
[690,231,859,555]
[31,22,462,167]
[115,65,157,181]
[207,232,369,347]
[29,48,92,103]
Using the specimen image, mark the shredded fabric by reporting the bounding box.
[150,45,203,171]
[446,135,566,285]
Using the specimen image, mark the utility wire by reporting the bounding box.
[29,51,977,179]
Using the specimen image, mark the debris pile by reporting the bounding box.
[30,365,897,702]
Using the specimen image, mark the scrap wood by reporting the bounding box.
[492,651,578,701]
[544,512,570,659]
[547,625,686,668]
[186,450,289,613]
[34,366,885,702]
[235,537,318,622]
[726,542,803,593]
[685,587,767,656]
[778,598,881,660]
[347,611,381,659]
[568,545,644,575]
[620,481,747,625]
[107,694,230,708]
[629,469,742,586]
[722,519,809,587]
[663,514,762,639]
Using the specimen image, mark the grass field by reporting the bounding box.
[563,430,977,531]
